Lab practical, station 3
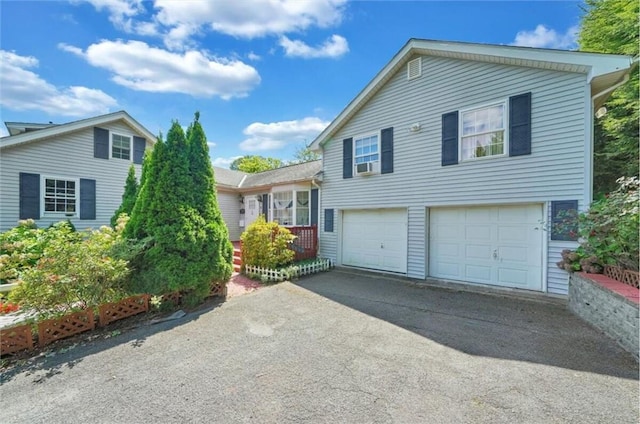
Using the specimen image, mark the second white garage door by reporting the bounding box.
[429,204,543,291]
[342,209,407,274]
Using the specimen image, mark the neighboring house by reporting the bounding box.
[309,38,634,295]
[213,160,322,242]
[0,111,155,231]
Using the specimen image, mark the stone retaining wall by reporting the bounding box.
[569,273,639,361]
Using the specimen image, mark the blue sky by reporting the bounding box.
[0,0,584,167]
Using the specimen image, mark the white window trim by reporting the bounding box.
[41,175,80,218]
[353,130,381,169]
[110,131,133,162]
[458,99,509,162]
[268,190,312,226]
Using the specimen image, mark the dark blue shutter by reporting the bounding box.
[80,179,96,220]
[133,136,146,164]
[94,127,109,159]
[381,127,394,174]
[19,173,40,219]
[262,194,269,218]
[551,200,578,241]
[441,111,459,166]
[343,138,353,179]
[509,92,532,157]
[310,188,319,226]
[324,209,334,233]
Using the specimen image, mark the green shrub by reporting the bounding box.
[124,114,233,301]
[111,164,139,227]
[241,216,295,269]
[579,176,639,271]
[0,220,77,284]
[556,176,639,273]
[9,224,130,317]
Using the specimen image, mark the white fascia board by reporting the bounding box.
[0,111,157,150]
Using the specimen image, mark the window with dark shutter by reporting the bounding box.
[381,127,394,174]
[509,92,532,157]
[551,200,579,241]
[310,188,319,226]
[133,136,146,164]
[441,111,459,166]
[94,127,109,159]
[79,179,96,220]
[324,209,334,233]
[343,138,353,179]
[19,173,40,219]
[262,194,269,218]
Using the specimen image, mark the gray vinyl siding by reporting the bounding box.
[217,190,241,241]
[0,122,151,231]
[319,55,588,293]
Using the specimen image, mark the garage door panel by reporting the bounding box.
[342,209,407,274]
[430,205,543,291]
[467,225,492,240]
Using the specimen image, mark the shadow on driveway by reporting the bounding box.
[295,268,638,380]
[0,298,224,385]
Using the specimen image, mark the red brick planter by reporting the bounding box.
[98,295,149,327]
[1,323,34,355]
[38,309,95,346]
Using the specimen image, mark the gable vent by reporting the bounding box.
[407,57,422,80]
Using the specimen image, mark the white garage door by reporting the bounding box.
[342,209,408,274]
[429,205,543,291]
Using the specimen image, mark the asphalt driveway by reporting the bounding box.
[1,269,638,423]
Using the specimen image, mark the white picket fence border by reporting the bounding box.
[245,258,333,283]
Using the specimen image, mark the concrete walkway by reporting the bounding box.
[2,269,638,423]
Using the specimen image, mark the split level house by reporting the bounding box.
[309,38,635,295]
[0,111,156,231]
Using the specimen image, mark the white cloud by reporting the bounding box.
[153,0,346,48]
[279,34,348,58]
[207,141,217,148]
[0,50,117,117]
[74,0,145,32]
[511,24,579,50]
[212,156,242,168]
[60,40,261,99]
[247,51,261,61]
[240,117,330,151]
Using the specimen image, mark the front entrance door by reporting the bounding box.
[245,196,260,228]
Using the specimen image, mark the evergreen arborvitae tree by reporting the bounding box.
[186,112,234,283]
[125,115,233,303]
[111,164,139,227]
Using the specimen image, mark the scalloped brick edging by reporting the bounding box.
[38,309,95,347]
[98,295,149,327]
[0,323,34,355]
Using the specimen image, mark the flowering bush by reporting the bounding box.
[240,216,295,269]
[557,177,639,272]
[9,223,130,317]
[0,300,19,314]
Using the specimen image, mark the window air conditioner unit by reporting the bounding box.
[355,162,374,175]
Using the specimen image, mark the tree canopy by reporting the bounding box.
[230,155,283,173]
[289,145,321,164]
[110,164,139,227]
[578,0,639,196]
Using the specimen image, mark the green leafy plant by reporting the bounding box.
[0,220,77,284]
[556,176,639,273]
[241,216,296,270]
[9,224,130,317]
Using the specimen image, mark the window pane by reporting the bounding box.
[296,191,310,226]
